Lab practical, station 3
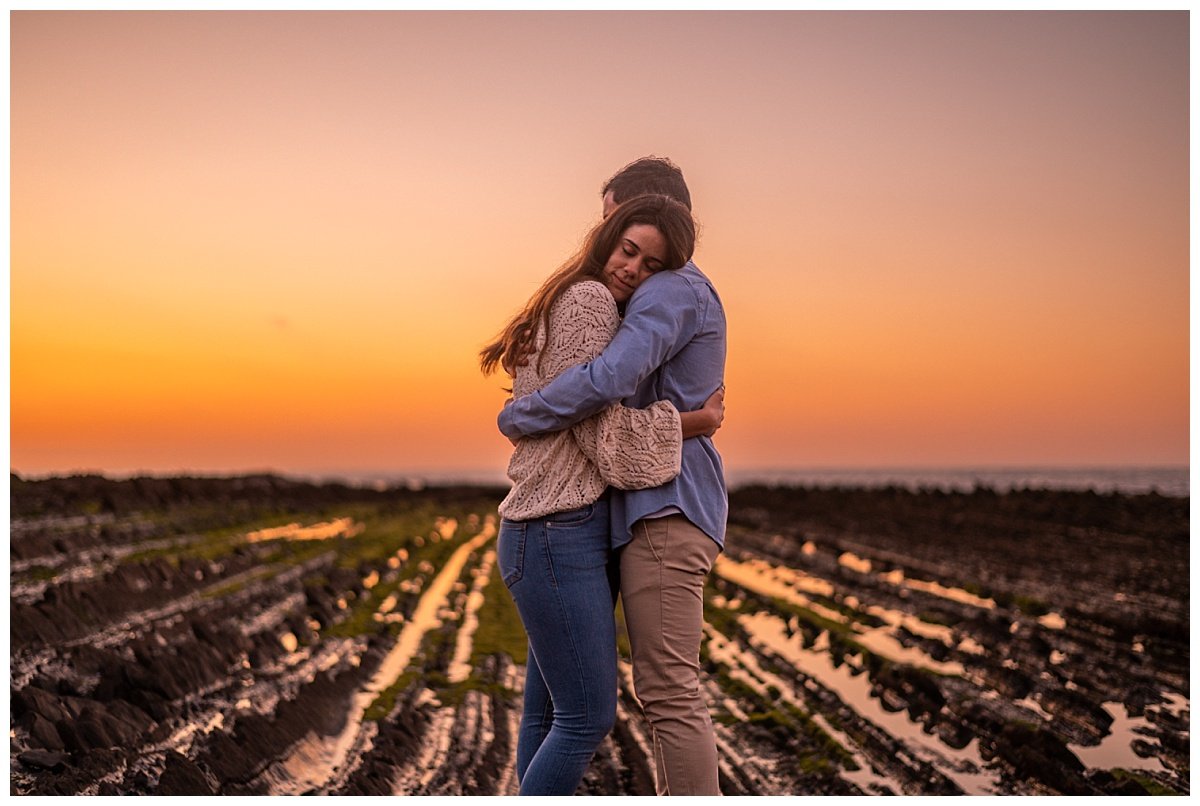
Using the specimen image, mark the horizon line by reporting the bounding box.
[11,463,1191,482]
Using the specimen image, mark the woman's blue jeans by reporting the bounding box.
[498,499,618,795]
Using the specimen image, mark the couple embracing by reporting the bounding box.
[479,157,727,796]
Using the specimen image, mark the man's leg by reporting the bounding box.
[620,515,721,795]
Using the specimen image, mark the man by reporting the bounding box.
[498,156,727,795]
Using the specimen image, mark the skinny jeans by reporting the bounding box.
[498,498,618,795]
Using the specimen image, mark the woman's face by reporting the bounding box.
[602,224,668,304]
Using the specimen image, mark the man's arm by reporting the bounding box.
[498,270,701,439]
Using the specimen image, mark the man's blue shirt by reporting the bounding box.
[498,261,728,549]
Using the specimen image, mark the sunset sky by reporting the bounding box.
[10,10,1190,479]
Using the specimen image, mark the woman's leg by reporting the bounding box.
[514,543,617,788]
[500,521,553,784]
[516,641,553,783]
[620,515,721,795]
[500,503,618,795]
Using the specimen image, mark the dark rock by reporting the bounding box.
[1039,687,1113,739]
[25,712,66,751]
[1114,776,1151,795]
[155,751,217,795]
[104,699,156,742]
[54,719,85,755]
[995,721,1090,794]
[1122,683,1159,717]
[934,718,973,750]
[13,685,72,724]
[18,750,69,771]
[51,702,146,753]
[73,713,116,750]
[982,665,1033,700]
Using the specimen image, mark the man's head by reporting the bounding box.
[601,156,692,218]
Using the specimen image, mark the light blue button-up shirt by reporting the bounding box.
[498,261,728,549]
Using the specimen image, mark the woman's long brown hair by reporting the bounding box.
[479,194,695,377]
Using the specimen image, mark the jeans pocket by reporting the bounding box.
[498,520,526,588]
[545,503,595,527]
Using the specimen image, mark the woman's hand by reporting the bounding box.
[699,385,725,436]
[500,398,522,446]
[679,384,725,439]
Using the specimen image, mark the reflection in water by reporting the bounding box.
[838,552,873,574]
[853,620,964,676]
[865,603,954,643]
[374,593,402,624]
[447,548,498,683]
[367,517,497,700]
[719,556,836,597]
[1016,695,1055,723]
[878,568,996,610]
[1160,691,1189,719]
[435,517,459,541]
[713,557,845,624]
[738,610,997,795]
[262,516,497,795]
[716,555,963,676]
[246,518,366,543]
[704,624,900,794]
[1038,612,1067,630]
[1068,698,1182,774]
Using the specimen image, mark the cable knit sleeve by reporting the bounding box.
[574,401,682,490]
[546,282,683,490]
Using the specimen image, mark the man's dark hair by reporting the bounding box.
[602,156,692,211]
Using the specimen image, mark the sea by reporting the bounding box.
[316,466,1190,498]
[723,466,1190,498]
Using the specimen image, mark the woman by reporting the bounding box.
[479,194,723,795]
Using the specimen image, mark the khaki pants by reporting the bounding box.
[620,515,721,795]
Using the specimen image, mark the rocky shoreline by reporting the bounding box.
[9,473,1189,795]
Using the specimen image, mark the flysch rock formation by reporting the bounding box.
[9,474,1189,795]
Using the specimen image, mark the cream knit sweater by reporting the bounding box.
[499,281,682,521]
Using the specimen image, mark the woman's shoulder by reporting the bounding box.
[563,280,614,305]
[541,280,620,372]
[554,280,617,317]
